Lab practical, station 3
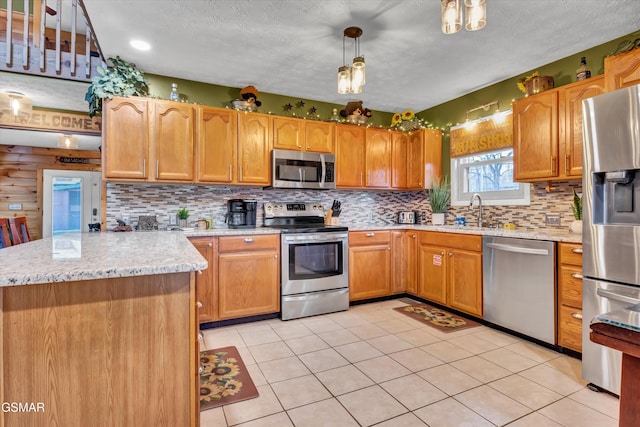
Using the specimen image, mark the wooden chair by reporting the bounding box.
[0,218,11,248]
[8,216,31,245]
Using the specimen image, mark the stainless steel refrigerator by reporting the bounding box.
[582,83,640,395]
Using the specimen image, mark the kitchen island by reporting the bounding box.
[0,232,207,427]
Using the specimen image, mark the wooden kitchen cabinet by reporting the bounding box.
[237,112,272,185]
[390,230,406,294]
[103,97,195,182]
[189,236,218,323]
[557,242,583,352]
[272,116,335,153]
[349,230,391,300]
[604,47,640,91]
[217,234,280,320]
[514,76,605,182]
[336,125,366,187]
[365,128,392,188]
[391,131,409,189]
[413,128,443,189]
[196,106,237,183]
[406,231,419,294]
[417,231,483,317]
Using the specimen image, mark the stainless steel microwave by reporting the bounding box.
[270,149,336,190]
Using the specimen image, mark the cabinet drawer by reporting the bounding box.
[218,234,279,252]
[559,243,582,266]
[558,304,583,352]
[419,231,482,252]
[559,265,582,308]
[349,230,391,246]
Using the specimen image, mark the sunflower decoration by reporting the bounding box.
[391,112,402,126]
[391,109,424,131]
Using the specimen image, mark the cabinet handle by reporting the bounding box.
[143,158,147,178]
[197,270,203,275]
[440,251,445,255]
[448,252,453,257]
[411,234,417,238]
[571,272,583,280]
[297,144,302,148]
[366,232,375,237]
[208,242,213,247]
[274,254,278,259]
[156,160,159,179]
[571,247,583,254]
[360,172,363,186]
[551,156,557,174]
[387,246,391,251]
[306,145,310,150]
[197,301,203,308]
[244,237,255,243]
[565,154,570,173]
[571,312,583,320]
[228,164,232,180]
[367,171,371,185]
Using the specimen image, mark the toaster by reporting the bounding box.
[397,211,416,224]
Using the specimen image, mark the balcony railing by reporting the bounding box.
[0,0,103,81]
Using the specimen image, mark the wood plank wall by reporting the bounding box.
[0,144,101,241]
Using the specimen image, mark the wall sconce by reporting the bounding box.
[442,0,487,35]
[337,26,366,94]
[0,91,33,119]
[57,134,78,149]
[465,100,501,129]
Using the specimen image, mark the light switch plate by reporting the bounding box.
[545,213,561,226]
[8,203,22,210]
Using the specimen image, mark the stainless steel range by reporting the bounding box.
[264,202,349,320]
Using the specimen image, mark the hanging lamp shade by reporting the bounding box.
[337,66,352,94]
[442,0,462,34]
[465,0,486,31]
[337,27,365,94]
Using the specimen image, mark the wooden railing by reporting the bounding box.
[0,0,102,81]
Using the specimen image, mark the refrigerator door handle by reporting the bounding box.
[596,288,640,305]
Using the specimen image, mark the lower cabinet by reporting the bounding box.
[391,230,407,294]
[557,242,583,352]
[349,230,392,301]
[189,234,280,322]
[416,231,483,317]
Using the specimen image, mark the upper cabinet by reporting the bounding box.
[103,97,194,182]
[196,106,237,183]
[272,117,335,153]
[365,128,392,188]
[237,113,272,185]
[513,75,605,182]
[336,125,366,187]
[413,128,443,189]
[605,48,640,92]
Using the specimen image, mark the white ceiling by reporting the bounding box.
[77,0,640,113]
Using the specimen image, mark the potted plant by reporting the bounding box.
[570,189,582,234]
[176,208,190,228]
[85,56,149,117]
[428,176,451,225]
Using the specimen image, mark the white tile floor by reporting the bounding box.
[200,299,619,427]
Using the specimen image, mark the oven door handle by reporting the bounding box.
[596,288,640,305]
[282,288,349,301]
[283,234,347,243]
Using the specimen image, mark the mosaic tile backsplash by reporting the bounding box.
[106,181,581,232]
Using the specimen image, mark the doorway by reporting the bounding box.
[42,169,101,238]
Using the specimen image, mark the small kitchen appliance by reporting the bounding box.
[225,199,257,229]
[397,211,416,224]
[270,149,336,190]
[264,201,349,320]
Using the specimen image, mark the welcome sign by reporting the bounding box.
[450,112,512,158]
[0,109,101,134]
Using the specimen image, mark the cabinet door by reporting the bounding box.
[406,131,425,189]
[349,244,391,300]
[150,101,195,181]
[305,121,335,153]
[513,90,559,181]
[391,131,408,189]
[189,237,217,323]
[406,232,418,294]
[391,231,406,294]
[605,48,640,91]
[197,106,237,183]
[272,116,303,151]
[103,97,149,179]
[417,244,447,305]
[217,250,279,319]
[336,125,366,187]
[365,128,391,188]
[560,76,605,177]
[447,249,483,317]
[422,129,443,189]
[237,113,271,185]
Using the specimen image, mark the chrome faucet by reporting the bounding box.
[469,193,483,227]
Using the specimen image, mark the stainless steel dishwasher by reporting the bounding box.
[483,236,556,344]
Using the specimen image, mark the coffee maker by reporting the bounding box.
[225,199,257,229]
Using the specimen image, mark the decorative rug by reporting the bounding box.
[200,346,259,411]
[394,304,480,333]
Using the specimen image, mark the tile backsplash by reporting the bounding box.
[107,181,581,232]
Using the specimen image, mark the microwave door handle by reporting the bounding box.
[302,168,306,182]
[596,288,640,305]
[298,167,303,183]
[321,157,326,184]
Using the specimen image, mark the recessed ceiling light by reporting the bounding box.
[130,40,151,51]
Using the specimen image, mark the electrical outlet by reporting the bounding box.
[367,212,373,221]
[545,213,561,226]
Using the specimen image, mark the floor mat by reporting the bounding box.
[394,304,481,333]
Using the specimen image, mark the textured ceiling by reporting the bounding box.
[77,0,640,113]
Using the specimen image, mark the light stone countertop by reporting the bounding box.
[182,227,282,237]
[0,231,208,287]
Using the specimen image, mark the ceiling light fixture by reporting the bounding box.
[442,0,487,35]
[337,27,366,95]
[57,134,78,149]
[130,39,151,51]
[0,91,32,119]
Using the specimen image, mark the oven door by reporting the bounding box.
[281,232,348,295]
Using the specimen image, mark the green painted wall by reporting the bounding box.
[145,74,394,128]
[419,30,640,178]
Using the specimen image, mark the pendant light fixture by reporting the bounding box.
[0,91,32,119]
[337,27,365,94]
[442,0,486,34]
